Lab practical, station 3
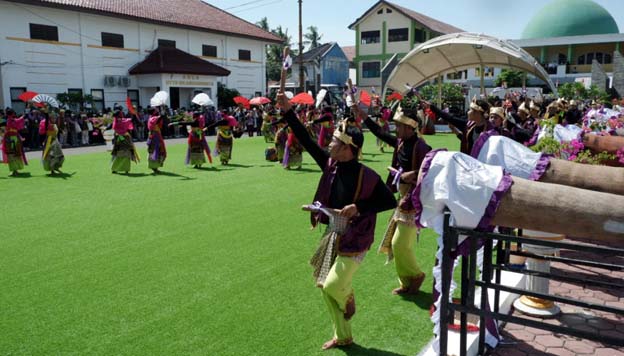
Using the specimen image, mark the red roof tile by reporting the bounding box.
[341,45,355,62]
[13,0,283,43]
[129,46,231,76]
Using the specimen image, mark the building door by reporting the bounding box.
[170,87,180,109]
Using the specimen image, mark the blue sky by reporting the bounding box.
[206,0,624,48]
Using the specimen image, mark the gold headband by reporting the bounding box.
[470,102,484,112]
[333,121,357,147]
[489,107,504,119]
[392,106,419,128]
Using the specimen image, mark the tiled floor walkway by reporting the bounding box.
[491,244,624,355]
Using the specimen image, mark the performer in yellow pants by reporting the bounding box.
[365,100,431,295]
[278,92,396,350]
[321,256,360,345]
[391,220,423,290]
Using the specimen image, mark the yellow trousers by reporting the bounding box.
[321,256,360,342]
[391,222,423,287]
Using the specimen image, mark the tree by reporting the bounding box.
[303,26,322,50]
[584,85,611,102]
[557,82,585,100]
[494,69,524,88]
[256,17,269,32]
[266,25,294,82]
[557,82,610,102]
[56,92,94,111]
[217,83,241,109]
[418,83,464,103]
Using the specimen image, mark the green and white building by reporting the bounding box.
[348,0,463,92]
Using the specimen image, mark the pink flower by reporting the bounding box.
[617,147,624,165]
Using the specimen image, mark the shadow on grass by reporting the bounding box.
[118,172,150,178]
[291,167,321,173]
[340,343,404,356]
[8,172,32,178]
[154,171,195,180]
[46,171,76,180]
[193,166,218,171]
[223,163,254,168]
[399,290,434,310]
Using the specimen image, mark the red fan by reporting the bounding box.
[126,97,136,116]
[290,92,315,105]
[386,92,403,102]
[360,90,371,107]
[233,96,250,109]
[249,96,271,106]
[18,91,39,102]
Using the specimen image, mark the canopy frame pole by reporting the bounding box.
[438,75,443,107]
[480,65,485,97]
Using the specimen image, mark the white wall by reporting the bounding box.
[0,0,269,110]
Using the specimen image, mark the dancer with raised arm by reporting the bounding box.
[364,96,432,295]
[277,90,396,350]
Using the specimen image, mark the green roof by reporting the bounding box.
[521,0,619,39]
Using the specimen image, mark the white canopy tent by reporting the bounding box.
[385,32,558,96]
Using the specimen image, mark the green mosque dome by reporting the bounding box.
[521,0,619,39]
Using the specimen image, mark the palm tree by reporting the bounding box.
[265,26,297,82]
[256,17,269,32]
[303,26,323,49]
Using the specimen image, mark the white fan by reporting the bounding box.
[32,94,59,108]
[150,91,169,106]
[315,89,327,108]
[192,93,214,106]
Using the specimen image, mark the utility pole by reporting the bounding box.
[298,0,304,93]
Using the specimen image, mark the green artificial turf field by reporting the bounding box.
[1,132,459,356]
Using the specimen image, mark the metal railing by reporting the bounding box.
[438,211,624,356]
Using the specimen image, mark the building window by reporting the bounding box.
[377,9,383,14]
[158,39,176,48]
[475,67,495,78]
[238,49,251,61]
[127,90,139,110]
[10,87,27,115]
[101,32,124,48]
[362,62,380,78]
[67,88,83,111]
[386,8,392,13]
[577,52,612,65]
[586,53,594,64]
[29,23,58,41]
[361,30,380,44]
[388,28,408,42]
[446,71,466,80]
[91,89,104,112]
[68,88,83,96]
[202,45,217,57]
[414,28,426,43]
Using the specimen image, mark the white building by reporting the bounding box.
[0,0,282,113]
